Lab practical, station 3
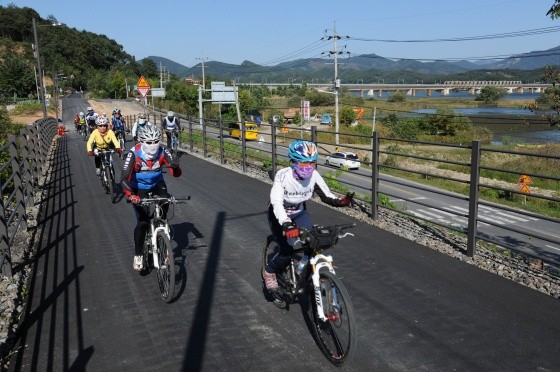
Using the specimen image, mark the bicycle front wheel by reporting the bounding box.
[155,230,175,303]
[310,269,357,366]
[103,166,113,195]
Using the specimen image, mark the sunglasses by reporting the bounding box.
[143,140,159,145]
[298,161,316,167]
[98,125,108,127]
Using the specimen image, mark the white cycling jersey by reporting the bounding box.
[163,116,179,131]
[270,167,337,225]
[131,121,153,139]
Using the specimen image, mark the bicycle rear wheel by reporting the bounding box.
[310,270,357,366]
[155,230,175,303]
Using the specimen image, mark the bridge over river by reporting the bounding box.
[6,96,560,371]
[255,81,551,97]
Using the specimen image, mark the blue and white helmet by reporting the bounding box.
[288,140,318,162]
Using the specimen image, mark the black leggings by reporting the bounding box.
[131,182,170,255]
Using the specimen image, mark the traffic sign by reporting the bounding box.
[137,75,150,98]
[517,174,532,184]
[137,75,150,88]
[520,184,531,193]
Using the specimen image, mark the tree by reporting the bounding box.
[420,108,472,136]
[0,52,34,97]
[547,0,560,18]
[339,106,357,126]
[475,86,506,104]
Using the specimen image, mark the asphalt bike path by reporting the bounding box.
[7,119,560,371]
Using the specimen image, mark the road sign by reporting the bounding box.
[137,75,150,98]
[517,174,532,185]
[520,184,531,193]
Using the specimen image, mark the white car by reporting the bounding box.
[325,152,361,170]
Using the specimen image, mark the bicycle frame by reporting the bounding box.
[146,202,170,269]
[98,149,114,177]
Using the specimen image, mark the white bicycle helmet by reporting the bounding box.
[96,116,109,126]
[87,106,93,112]
[137,124,161,143]
[167,111,174,117]
[79,111,84,118]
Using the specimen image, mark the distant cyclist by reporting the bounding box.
[75,111,86,132]
[121,125,182,271]
[162,111,181,149]
[85,106,98,134]
[131,113,152,141]
[112,109,126,139]
[262,139,353,291]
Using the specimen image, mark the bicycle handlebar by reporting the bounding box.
[138,196,191,206]
[292,223,355,252]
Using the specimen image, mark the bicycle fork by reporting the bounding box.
[310,254,341,322]
[149,224,170,269]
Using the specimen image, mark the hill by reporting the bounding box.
[146,43,559,84]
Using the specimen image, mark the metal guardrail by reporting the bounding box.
[125,109,560,266]
[0,117,58,277]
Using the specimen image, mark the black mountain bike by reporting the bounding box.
[262,223,357,366]
[96,149,117,203]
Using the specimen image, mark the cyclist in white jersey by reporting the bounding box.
[263,140,354,291]
[162,111,181,149]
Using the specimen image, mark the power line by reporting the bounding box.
[350,25,560,43]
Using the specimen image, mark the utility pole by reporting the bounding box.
[322,22,349,145]
[196,53,208,89]
[32,18,47,118]
[160,61,163,88]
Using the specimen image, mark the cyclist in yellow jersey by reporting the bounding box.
[86,116,122,176]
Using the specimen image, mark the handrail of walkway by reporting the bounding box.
[124,109,560,269]
[0,117,58,277]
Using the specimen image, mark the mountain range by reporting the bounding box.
[146,44,560,82]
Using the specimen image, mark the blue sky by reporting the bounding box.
[7,0,560,67]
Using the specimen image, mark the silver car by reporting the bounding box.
[325,152,361,170]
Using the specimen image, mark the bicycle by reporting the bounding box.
[115,128,126,157]
[262,223,357,366]
[136,194,190,303]
[168,130,180,154]
[95,148,117,203]
[84,122,95,141]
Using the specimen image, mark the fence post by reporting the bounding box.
[8,136,27,231]
[19,128,35,206]
[188,117,193,153]
[0,202,12,278]
[371,131,379,220]
[271,122,277,177]
[219,118,225,164]
[241,121,247,172]
[202,117,207,158]
[467,140,481,257]
[311,126,317,143]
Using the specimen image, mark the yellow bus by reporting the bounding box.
[229,122,258,141]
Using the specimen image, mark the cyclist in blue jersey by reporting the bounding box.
[111,109,126,139]
[121,125,182,271]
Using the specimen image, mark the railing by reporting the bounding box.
[0,117,58,277]
[125,109,560,268]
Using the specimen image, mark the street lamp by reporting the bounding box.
[32,18,64,118]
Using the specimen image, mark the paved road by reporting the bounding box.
[6,102,560,371]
